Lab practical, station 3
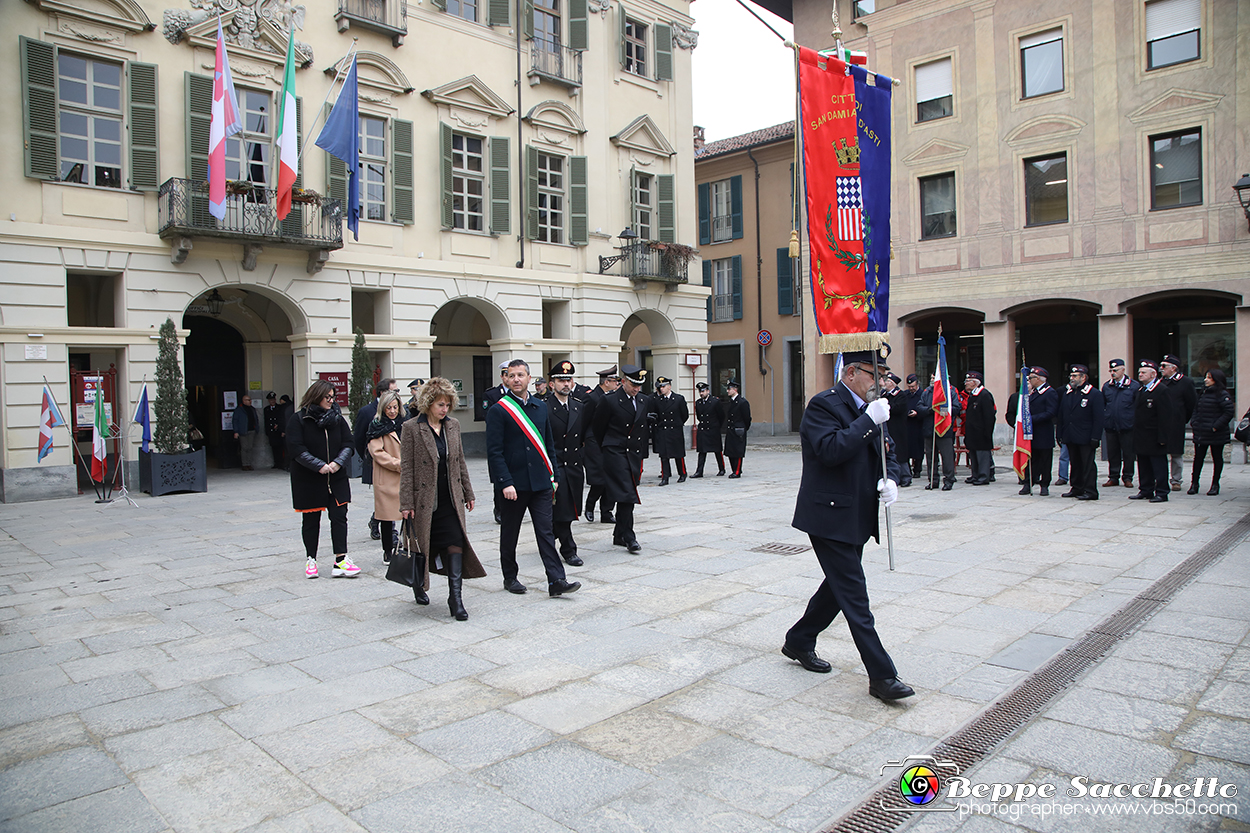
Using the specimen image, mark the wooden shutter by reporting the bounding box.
[570,155,588,245]
[431,0,446,9]
[21,37,58,180]
[730,174,744,240]
[776,248,793,315]
[489,135,511,235]
[731,255,743,320]
[657,174,674,243]
[618,2,628,69]
[440,122,454,229]
[698,181,710,245]
[654,23,673,81]
[392,118,414,224]
[703,259,712,322]
[279,97,304,237]
[489,0,510,26]
[569,0,588,50]
[185,72,213,226]
[325,105,347,204]
[526,144,539,240]
[523,0,534,39]
[127,62,159,190]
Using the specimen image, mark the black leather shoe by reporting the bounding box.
[716,470,725,476]
[941,482,952,491]
[601,511,615,524]
[1077,494,1098,501]
[1018,485,1032,495]
[562,553,584,567]
[626,540,642,554]
[494,509,502,524]
[549,579,581,596]
[691,472,704,479]
[659,477,669,486]
[1149,495,1168,503]
[677,474,687,483]
[925,483,936,490]
[1208,485,1220,495]
[369,518,381,540]
[964,477,975,484]
[869,677,915,701]
[781,644,831,673]
[1060,490,1078,498]
[1055,478,1068,486]
[1187,484,1199,495]
[505,579,528,594]
[1128,492,1150,500]
[728,473,741,479]
[1038,486,1049,496]
[900,479,912,487]
[585,508,595,523]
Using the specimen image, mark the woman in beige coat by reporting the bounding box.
[366,390,406,567]
[400,378,485,619]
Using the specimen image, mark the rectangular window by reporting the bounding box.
[1024,153,1068,226]
[633,171,652,240]
[57,53,123,188]
[537,151,564,243]
[853,0,874,19]
[624,18,647,77]
[224,88,272,188]
[915,58,953,123]
[1146,0,1200,69]
[452,132,485,231]
[711,179,732,242]
[1020,29,1063,98]
[1150,128,1201,210]
[712,258,734,323]
[535,0,561,52]
[447,0,477,22]
[919,172,956,239]
[359,115,386,222]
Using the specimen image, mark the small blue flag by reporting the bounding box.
[315,56,360,241]
[132,384,151,453]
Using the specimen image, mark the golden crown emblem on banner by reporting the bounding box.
[833,136,861,169]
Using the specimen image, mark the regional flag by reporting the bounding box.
[38,385,67,462]
[132,383,151,453]
[1012,367,1033,480]
[932,333,953,436]
[91,390,109,482]
[274,29,298,221]
[208,17,242,221]
[315,55,360,240]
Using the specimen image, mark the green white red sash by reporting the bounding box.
[497,394,555,484]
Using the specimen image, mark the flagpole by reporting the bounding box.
[298,39,359,165]
[871,347,896,571]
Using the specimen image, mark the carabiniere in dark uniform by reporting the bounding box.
[692,381,725,477]
[544,360,587,567]
[590,364,651,553]
[649,376,689,485]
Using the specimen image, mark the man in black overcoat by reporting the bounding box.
[916,373,961,491]
[590,364,651,553]
[263,391,287,470]
[782,352,913,702]
[1130,360,1175,503]
[723,380,751,478]
[1056,364,1106,500]
[582,366,619,523]
[880,373,911,486]
[692,381,725,477]
[649,376,689,485]
[354,378,398,539]
[1160,354,1197,490]
[961,371,996,486]
[545,361,586,567]
[1007,367,1059,495]
[1101,359,1139,488]
[482,361,510,524]
[903,374,925,478]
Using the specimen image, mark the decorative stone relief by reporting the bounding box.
[163,0,312,62]
[671,21,698,51]
[450,109,489,129]
[201,59,275,79]
[58,21,125,43]
[538,130,568,147]
[589,0,610,16]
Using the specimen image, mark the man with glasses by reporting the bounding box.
[1101,359,1138,488]
[1057,364,1105,500]
[962,371,996,486]
[1130,360,1174,503]
[783,351,913,701]
[1160,354,1197,491]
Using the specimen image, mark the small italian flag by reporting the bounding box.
[91,390,109,482]
[275,29,298,221]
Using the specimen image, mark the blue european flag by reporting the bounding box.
[315,56,360,240]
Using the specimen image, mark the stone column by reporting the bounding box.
[1097,313,1133,375]
[983,319,1014,404]
[1236,306,1250,420]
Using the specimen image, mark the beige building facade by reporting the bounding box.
[0,0,707,501]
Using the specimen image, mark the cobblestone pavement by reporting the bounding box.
[0,448,1247,832]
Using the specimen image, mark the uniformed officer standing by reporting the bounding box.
[1101,360,1139,488]
[405,378,426,419]
[916,373,961,490]
[1130,360,1174,502]
[482,361,511,524]
[1056,364,1105,500]
[723,380,752,478]
[649,376,689,485]
[263,392,287,469]
[691,381,725,477]
[590,364,651,553]
[1008,367,1059,495]
[544,361,586,566]
[961,371,996,486]
[1160,354,1197,491]
[880,374,912,486]
[582,366,619,524]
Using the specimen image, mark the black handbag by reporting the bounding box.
[386,519,425,588]
[1235,414,1250,445]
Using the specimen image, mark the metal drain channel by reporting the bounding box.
[824,510,1250,833]
[752,543,812,555]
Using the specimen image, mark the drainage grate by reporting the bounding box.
[823,509,1250,833]
[751,542,811,555]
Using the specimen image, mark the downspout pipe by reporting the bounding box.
[746,146,763,378]
[515,0,525,269]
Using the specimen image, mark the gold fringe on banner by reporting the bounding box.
[818,332,890,355]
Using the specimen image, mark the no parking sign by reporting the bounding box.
[757,329,772,347]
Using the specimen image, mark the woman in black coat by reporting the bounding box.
[287,380,356,579]
[1188,368,1235,495]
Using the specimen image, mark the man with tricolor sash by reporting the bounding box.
[486,360,581,597]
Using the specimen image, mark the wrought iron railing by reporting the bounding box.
[157,178,343,250]
[336,0,407,40]
[598,241,690,284]
[530,41,582,87]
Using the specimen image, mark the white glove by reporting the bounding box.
[865,398,890,425]
[878,478,899,507]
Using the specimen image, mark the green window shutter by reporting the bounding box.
[657,173,674,243]
[325,105,347,204]
[280,96,304,237]
[628,164,637,230]
[732,255,743,320]
[185,72,213,226]
[569,0,588,50]
[127,62,159,191]
[523,0,534,39]
[440,123,454,229]
[392,118,414,224]
[570,155,588,245]
[618,3,628,69]
[777,248,793,316]
[698,181,710,245]
[526,144,539,240]
[703,260,712,322]
[431,0,445,9]
[489,0,510,26]
[489,135,511,235]
[21,37,58,180]
[654,23,673,81]
[730,174,744,240]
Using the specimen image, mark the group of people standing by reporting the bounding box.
[230,391,294,470]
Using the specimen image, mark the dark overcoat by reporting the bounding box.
[591,388,651,505]
[1163,374,1198,454]
[962,387,996,450]
[582,386,608,485]
[723,395,752,457]
[694,395,724,453]
[353,400,378,485]
[792,383,901,546]
[287,406,353,511]
[1057,383,1106,446]
[485,392,562,492]
[1102,378,1140,432]
[650,392,689,458]
[883,387,910,462]
[546,393,587,523]
[1133,380,1174,455]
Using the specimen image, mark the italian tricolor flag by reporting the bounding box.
[91,390,109,482]
[275,30,298,221]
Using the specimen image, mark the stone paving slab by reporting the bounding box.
[0,453,1248,831]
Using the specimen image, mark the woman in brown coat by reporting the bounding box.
[400,378,485,620]
[366,391,405,568]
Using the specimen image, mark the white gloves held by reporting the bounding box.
[865,398,891,425]
[877,478,899,507]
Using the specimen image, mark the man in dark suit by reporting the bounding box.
[1057,364,1106,500]
[1160,354,1197,490]
[1008,366,1059,495]
[881,373,912,487]
[486,360,580,597]
[782,351,912,702]
[904,374,925,479]
[1130,360,1174,503]
[1101,359,1139,488]
[263,392,287,469]
[482,361,511,524]
[545,361,586,567]
[692,381,725,477]
[723,380,751,478]
[582,366,619,523]
[590,364,651,553]
[354,378,398,539]
[961,371,996,486]
[649,376,689,485]
[916,372,961,490]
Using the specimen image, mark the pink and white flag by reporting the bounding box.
[208,17,242,220]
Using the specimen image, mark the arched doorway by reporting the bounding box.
[430,298,506,451]
[907,309,985,383]
[621,308,680,395]
[184,315,245,467]
[1128,292,1237,394]
[1008,300,1100,385]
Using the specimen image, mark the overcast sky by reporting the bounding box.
[691,1,796,143]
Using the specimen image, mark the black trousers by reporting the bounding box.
[553,520,577,558]
[499,489,566,586]
[924,433,955,486]
[729,456,744,476]
[1068,442,1098,498]
[1028,446,1054,487]
[1192,443,1226,486]
[1137,453,1170,498]
[695,451,725,475]
[301,502,347,559]
[659,456,687,479]
[613,501,636,545]
[786,535,896,680]
[1105,429,1134,480]
[969,449,994,484]
[585,484,614,516]
[268,435,286,468]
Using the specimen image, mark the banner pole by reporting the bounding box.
[872,348,896,570]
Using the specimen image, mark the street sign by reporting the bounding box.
[757,330,772,347]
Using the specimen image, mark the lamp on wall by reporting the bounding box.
[1234,173,1250,232]
[206,289,226,316]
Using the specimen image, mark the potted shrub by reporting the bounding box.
[139,317,208,495]
[346,327,372,478]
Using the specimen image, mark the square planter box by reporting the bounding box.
[139,448,208,496]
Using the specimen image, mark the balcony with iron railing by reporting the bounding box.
[336,0,407,46]
[598,239,693,289]
[529,40,582,88]
[157,178,343,274]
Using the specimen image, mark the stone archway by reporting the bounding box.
[1124,291,1238,392]
[903,307,986,384]
[620,307,679,394]
[1004,299,1102,385]
[430,297,510,437]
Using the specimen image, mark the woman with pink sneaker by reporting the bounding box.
[287,380,359,579]
[367,391,406,568]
